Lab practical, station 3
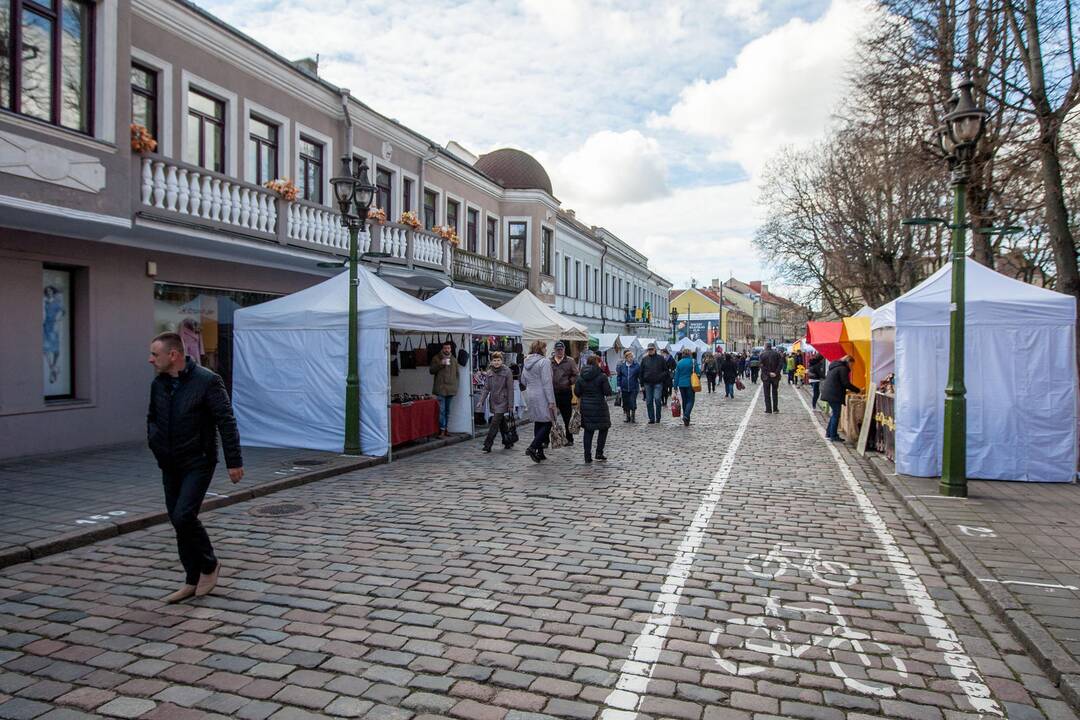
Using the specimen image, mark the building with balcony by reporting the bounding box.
[553,210,672,340]
[0,0,657,459]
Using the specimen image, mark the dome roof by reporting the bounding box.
[474,149,553,195]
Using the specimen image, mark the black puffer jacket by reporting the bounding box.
[574,365,612,431]
[820,360,862,405]
[720,356,739,383]
[638,353,668,384]
[147,358,243,470]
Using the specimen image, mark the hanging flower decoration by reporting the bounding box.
[399,210,422,230]
[367,206,388,224]
[130,124,157,154]
[264,178,299,201]
[434,224,460,246]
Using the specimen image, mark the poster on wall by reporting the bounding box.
[43,268,73,397]
[679,319,721,346]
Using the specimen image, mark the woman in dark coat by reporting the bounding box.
[574,355,612,463]
[807,353,826,408]
[820,355,862,441]
[720,353,739,398]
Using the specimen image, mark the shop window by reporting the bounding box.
[153,283,279,394]
[42,266,73,399]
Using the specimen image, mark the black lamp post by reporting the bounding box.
[670,306,679,343]
[329,156,376,455]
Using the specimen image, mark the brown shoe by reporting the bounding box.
[195,564,220,597]
[162,584,196,604]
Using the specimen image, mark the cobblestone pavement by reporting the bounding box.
[0,383,1076,719]
[0,444,377,564]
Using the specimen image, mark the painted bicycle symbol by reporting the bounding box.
[744,544,858,587]
[710,594,909,698]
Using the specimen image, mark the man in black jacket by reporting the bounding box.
[759,342,783,414]
[639,343,668,424]
[148,332,243,603]
[821,355,862,441]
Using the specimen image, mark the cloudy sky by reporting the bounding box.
[200,0,874,288]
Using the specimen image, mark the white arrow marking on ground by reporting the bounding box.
[600,386,762,720]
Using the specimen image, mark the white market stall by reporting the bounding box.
[232,268,472,456]
[872,258,1077,482]
[425,287,525,423]
[497,290,588,343]
[596,333,624,375]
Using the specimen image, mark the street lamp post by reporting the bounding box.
[670,307,679,343]
[329,156,376,455]
[905,79,988,497]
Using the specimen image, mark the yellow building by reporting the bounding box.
[668,287,753,350]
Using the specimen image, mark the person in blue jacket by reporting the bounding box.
[616,350,641,423]
[672,348,701,426]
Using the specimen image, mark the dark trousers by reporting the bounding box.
[763,375,780,412]
[583,428,608,459]
[827,401,843,439]
[530,421,552,451]
[554,389,574,441]
[725,382,735,398]
[679,386,696,421]
[644,383,663,422]
[706,373,717,392]
[787,369,796,384]
[483,412,506,449]
[750,366,760,384]
[162,463,217,585]
[811,381,821,407]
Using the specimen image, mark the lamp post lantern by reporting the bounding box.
[329,156,376,455]
[909,78,988,497]
[670,306,679,343]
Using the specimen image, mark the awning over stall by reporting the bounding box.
[806,321,845,361]
[425,287,523,336]
[496,290,588,342]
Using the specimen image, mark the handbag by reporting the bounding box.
[501,413,519,446]
[568,406,581,434]
[671,396,682,417]
[457,347,469,366]
[549,418,568,448]
[736,378,746,391]
[414,334,429,366]
[614,392,622,407]
[399,337,417,370]
[690,371,702,393]
[390,357,400,376]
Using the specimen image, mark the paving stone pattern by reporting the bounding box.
[0,384,1075,719]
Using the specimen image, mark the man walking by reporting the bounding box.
[639,343,667,424]
[147,332,243,604]
[429,340,459,437]
[551,341,579,445]
[759,342,783,414]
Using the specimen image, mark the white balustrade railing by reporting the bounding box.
[413,230,443,265]
[140,157,277,234]
[286,202,350,250]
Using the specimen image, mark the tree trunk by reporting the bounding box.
[1037,128,1080,359]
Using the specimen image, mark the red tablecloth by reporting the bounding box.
[391,399,439,446]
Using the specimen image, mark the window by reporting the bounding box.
[466,208,478,253]
[508,221,527,267]
[2,0,94,132]
[185,89,225,173]
[423,189,437,230]
[446,198,460,233]
[402,177,413,213]
[541,227,552,276]
[563,256,571,296]
[43,266,73,399]
[298,136,323,203]
[575,261,582,299]
[486,217,497,257]
[131,63,157,141]
[585,264,591,301]
[594,269,599,303]
[247,115,278,186]
[375,167,392,217]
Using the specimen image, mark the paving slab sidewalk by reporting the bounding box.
[0,442,383,569]
[868,453,1080,708]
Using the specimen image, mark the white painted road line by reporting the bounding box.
[796,390,1005,717]
[600,385,762,720]
[978,578,1079,591]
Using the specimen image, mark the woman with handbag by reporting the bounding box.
[478,352,515,453]
[575,355,612,463]
[616,350,641,423]
[520,340,557,463]
[672,348,701,427]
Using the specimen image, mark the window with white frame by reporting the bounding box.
[508,221,527,267]
[298,136,323,203]
[248,115,278,186]
[185,89,225,173]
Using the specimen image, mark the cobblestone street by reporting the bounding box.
[0,384,1075,720]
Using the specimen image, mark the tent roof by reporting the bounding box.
[806,321,845,361]
[235,267,471,332]
[596,333,621,351]
[872,300,895,330]
[618,335,642,350]
[425,287,523,336]
[496,290,589,341]
[888,259,1075,327]
[853,305,874,318]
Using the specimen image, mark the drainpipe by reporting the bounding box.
[599,243,609,333]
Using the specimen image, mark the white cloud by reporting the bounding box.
[543,130,668,207]
[650,0,876,178]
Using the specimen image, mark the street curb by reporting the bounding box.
[862,452,1080,710]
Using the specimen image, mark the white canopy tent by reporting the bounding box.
[618,335,643,353]
[872,259,1077,482]
[426,287,523,336]
[497,290,588,342]
[595,333,622,352]
[232,268,472,456]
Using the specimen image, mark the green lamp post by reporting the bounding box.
[329,156,376,455]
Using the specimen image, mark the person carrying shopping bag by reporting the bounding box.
[520,341,557,462]
[672,348,701,427]
[478,351,515,453]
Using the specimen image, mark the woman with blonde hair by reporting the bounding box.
[520,340,557,462]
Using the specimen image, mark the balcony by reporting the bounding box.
[135,156,451,275]
[451,248,529,293]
